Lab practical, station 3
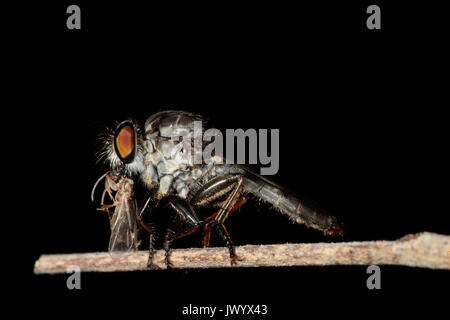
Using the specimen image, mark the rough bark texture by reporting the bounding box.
[34,232,449,274]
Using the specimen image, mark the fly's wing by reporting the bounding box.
[108,180,138,253]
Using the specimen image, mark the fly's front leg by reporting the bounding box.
[148,232,157,268]
[139,220,159,269]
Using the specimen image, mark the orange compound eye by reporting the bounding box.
[114,122,136,163]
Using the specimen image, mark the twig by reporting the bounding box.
[34,232,450,274]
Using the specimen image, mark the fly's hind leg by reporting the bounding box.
[193,175,246,265]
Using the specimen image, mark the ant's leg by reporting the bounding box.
[97,203,115,220]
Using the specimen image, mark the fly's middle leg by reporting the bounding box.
[203,195,248,247]
[163,222,199,269]
[162,197,202,269]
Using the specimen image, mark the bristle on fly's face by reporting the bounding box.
[95,131,114,165]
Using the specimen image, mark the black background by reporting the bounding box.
[12,1,449,318]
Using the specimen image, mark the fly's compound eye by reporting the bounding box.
[114,121,136,163]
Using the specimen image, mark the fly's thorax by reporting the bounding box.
[140,139,215,199]
[140,135,191,192]
[139,111,243,199]
[144,110,202,138]
[140,112,204,197]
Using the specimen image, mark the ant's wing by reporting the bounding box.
[108,192,138,253]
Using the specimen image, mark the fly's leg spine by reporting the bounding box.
[164,230,175,269]
[147,233,159,269]
[217,223,240,265]
[139,220,159,269]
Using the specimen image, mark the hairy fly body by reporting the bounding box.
[92,110,343,268]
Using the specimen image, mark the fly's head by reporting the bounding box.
[98,119,145,177]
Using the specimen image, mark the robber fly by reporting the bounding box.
[92,110,343,268]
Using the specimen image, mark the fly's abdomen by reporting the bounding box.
[242,173,343,237]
